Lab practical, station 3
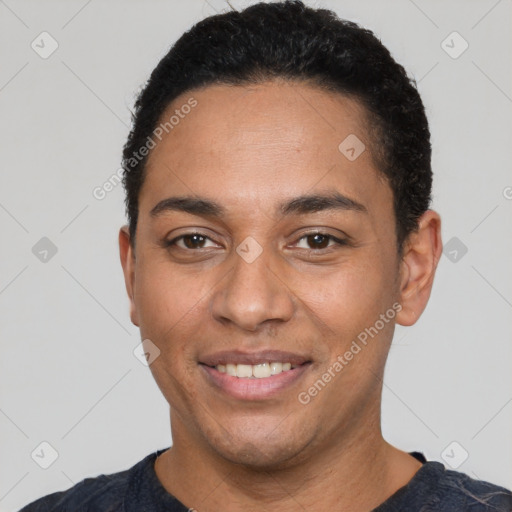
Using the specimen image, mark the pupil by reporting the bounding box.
[309,234,328,249]
[184,234,204,249]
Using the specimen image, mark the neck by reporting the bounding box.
[154,406,422,511]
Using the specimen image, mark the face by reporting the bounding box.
[120,81,423,469]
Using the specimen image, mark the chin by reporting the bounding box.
[215,441,303,470]
[204,419,314,471]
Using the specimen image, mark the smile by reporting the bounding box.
[199,350,312,400]
[214,362,298,378]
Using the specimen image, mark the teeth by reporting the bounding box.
[253,362,270,378]
[270,362,282,375]
[236,364,252,378]
[215,361,297,378]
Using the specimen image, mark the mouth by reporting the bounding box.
[213,361,299,378]
[199,350,312,400]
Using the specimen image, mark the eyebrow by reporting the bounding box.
[149,191,368,219]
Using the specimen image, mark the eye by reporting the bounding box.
[166,233,219,250]
[164,231,347,253]
[294,232,347,251]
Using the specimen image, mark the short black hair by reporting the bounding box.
[122,0,432,255]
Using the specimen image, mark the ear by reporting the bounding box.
[119,225,139,327]
[396,210,442,326]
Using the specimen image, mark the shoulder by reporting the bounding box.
[376,460,512,512]
[438,464,512,511]
[18,451,162,512]
[18,474,127,512]
[18,470,131,512]
[416,462,512,511]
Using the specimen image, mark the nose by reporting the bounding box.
[210,242,295,332]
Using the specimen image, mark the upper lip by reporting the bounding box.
[199,350,311,367]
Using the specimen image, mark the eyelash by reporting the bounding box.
[164,231,348,253]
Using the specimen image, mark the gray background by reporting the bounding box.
[1,0,511,510]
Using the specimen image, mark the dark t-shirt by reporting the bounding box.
[19,448,512,511]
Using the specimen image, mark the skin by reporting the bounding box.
[119,80,442,511]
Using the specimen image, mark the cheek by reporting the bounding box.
[292,257,392,335]
[133,259,208,357]
[134,261,207,406]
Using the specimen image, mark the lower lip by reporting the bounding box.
[200,364,311,400]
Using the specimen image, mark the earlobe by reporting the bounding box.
[118,225,140,327]
[396,210,442,327]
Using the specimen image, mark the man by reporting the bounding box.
[20,1,512,510]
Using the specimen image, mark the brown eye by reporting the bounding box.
[166,233,217,250]
[295,232,346,251]
[306,234,330,249]
[181,234,207,249]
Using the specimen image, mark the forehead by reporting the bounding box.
[140,81,391,222]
